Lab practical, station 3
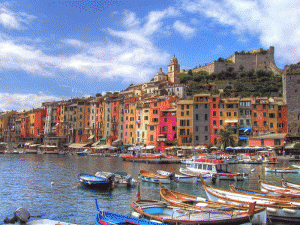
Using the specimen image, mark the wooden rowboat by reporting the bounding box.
[281,176,300,189]
[158,182,267,225]
[259,178,300,198]
[265,167,300,173]
[229,184,283,197]
[139,169,170,184]
[95,199,161,225]
[200,175,300,222]
[132,199,257,225]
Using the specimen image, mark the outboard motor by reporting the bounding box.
[169,172,176,181]
[125,174,133,187]
[4,207,30,224]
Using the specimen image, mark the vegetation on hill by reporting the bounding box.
[180,68,282,97]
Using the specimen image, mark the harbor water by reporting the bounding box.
[0,154,299,224]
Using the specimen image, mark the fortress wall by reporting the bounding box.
[192,62,215,74]
[213,62,234,74]
[233,54,257,72]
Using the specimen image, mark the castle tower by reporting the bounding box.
[283,62,300,136]
[168,55,180,84]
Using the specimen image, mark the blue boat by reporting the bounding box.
[94,199,163,225]
[78,173,114,189]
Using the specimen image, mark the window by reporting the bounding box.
[263,112,267,117]
[180,120,186,126]
[180,129,185,135]
[150,126,155,131]
[274,139,280,146]
[254,113,257,117]
[205,104,208,108]
[263,121,267,126]
[270,123,273,128]
[227,112,231,117]
[220,111,223,116]
[205,126,208,131]
[187,120,190,126]
[152,118,158,122]
[240,120,244,125]
[213,104,216,109]
[240,110,243,116]
[205,136,208,140]
[269,113,275,118]
[263,104,266,109]
[246,119,250,125]
[195,136,199,140]
[181,112,184,116]
[253,105,257,109]
[214,129,218,134]
[195,114,199,121]
[181,105,184,110]
[144,116,148,120]
[150,135,154,141]
[153,110,158,114]
[186,111,190,115]
[164,118,167,122]
[187,105,190,109]
[254,121,257,126]
[278,106,282,111]
[278,113,282,118]
[234,112,237,116]
[195,104,198,109]
[162,126,167,131]
[204,114,208,121]
[213,111,216,117]
[213,120,216,125]
[154,103,157,107]
[277,123,283,128]
[220,120,223,125]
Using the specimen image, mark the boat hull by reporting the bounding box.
[78,174,113,189]
[140,175,170,184]
[204,183,300,222]
[265,167,299,173]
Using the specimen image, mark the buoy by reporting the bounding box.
[51,182,54,186]
[131,212,141,218]
[251,168,255,172]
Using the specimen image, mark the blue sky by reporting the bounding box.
[0,0,299,111]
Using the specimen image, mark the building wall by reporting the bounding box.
[210,96,220,145]
[193,94,210,146]
[283,63,300,136]
[177,100,193,146]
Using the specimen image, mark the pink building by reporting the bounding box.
[157,108,177,152]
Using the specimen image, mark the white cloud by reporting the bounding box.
[0,93,62,112]
[0,6,36,29]
[173,20,195,38]
[0,7,180,83]
[182,0,300,65]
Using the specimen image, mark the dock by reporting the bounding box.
[122,158,181,164]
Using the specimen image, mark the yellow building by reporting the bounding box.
[177,100,193,146]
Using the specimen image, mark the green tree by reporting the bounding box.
[218,129,236,150]
[188,69,193,76]
[180,73,192,84]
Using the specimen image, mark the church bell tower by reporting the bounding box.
[168,55,180,84]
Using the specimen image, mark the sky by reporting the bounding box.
[0,0,299,112]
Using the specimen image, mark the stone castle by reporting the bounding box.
[186,46,282,75]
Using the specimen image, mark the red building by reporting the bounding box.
[34,109,46,137]
[210,95,221,145]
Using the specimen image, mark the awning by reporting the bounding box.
[29,144,41,147]
[112,139,122,146]
[145,146,155,150]
[285,143,296,149]
[68,143,89,148]
[92,142,100,147]
[239,137,247,140]
[88,135,95,140]
[100,137,107,141]
[239,127,252,131]
[225,120,238,123]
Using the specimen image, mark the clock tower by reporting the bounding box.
[168,55,180,84]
